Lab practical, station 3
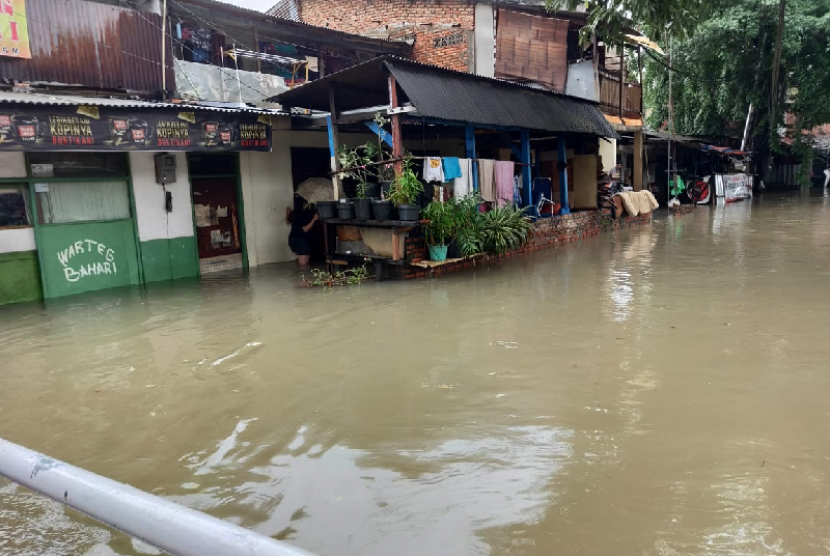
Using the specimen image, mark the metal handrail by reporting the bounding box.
[0,438,318,556]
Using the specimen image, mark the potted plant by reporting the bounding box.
[422,200,456,261]
[336,198,356,220]
[388,159,424,221]
[479,205,534,255]
[449,192,482,258]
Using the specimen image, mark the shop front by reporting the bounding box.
[0,95,277,305]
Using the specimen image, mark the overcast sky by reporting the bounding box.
[221,0,273,12]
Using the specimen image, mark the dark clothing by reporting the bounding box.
[289,196,315,256]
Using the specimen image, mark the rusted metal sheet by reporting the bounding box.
[495,9,569,93]
[0,0,173,95]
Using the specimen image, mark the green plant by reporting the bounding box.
[451,193,484,257]
[303,263,370,288]
[478,205,534,255]
[387,159,424,206]
[422,200,456,247]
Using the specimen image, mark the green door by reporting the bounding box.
[38,220,140,298]
[27,153,142,299]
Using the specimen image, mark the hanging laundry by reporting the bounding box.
[494,161,515,207]
[442,157,462,181]
[453,159,473,198]
[513,175,523,206]
[478,159,496,203]
[423,157,445,183]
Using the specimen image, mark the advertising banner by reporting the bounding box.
[0,0,31,59]
[0,105,272,151]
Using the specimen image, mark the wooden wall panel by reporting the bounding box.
[495,9,569,92]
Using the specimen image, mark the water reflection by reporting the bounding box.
[169,423,572,556]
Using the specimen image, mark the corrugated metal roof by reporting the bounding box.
[0,91,286,114]
[0,0,173,93]
[386,59,618,137]
[275,56,618,138]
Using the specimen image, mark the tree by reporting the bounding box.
[546,0,713,42]
[643,0,830,178]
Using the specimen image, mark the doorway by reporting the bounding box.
[188,153,245,275]
[290,147,329,263]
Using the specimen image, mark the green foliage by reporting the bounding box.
[387,159,424,205]
[479,205,534,255]
[452,193,484,257]
[336,112,395,198]
[304,263,369,288]
[546,0,713,43]
[422,200,456,247]
[644,0,830,158]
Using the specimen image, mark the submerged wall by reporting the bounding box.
[404,209,653,279]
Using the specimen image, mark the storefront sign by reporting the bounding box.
[0,105,272,151]
[721,173,752,202]
[0,0,31,59]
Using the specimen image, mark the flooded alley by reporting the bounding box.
[3,193,830,556]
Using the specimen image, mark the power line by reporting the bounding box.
[644,48,745,84]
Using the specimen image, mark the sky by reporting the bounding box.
[219,0,273,12]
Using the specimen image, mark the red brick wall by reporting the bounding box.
[300,0,475,72]
[401,209,654,279]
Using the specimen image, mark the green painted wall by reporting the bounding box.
[140,236,199,283]
[0,250,42,305]
[38,220,140,299]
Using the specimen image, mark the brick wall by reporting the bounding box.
[300,0,475,72]
[400,209,653,279]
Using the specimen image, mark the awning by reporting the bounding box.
[0,90,286,115]
[0,91,284,152]
[275,56,619,139]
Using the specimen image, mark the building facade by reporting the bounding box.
[0,0,405,305]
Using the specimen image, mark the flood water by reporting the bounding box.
[3,192,830,556]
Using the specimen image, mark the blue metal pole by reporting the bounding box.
[465,124,478,191]
[558,136,570,214]
[521,130,532,211]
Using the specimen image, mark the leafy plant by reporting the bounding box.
[478,205,534,255]
[422,200,456,247]
[303,263,370,287]
[387,159,424,206]
[452,193,484,257]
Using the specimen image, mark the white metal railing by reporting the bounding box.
[0,438,318,556]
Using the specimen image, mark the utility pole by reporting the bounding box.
[160,0,168,101]
[667,31,673,202]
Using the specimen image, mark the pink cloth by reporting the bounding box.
[494,161,515,207]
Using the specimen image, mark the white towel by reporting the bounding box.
[453,158,472,197]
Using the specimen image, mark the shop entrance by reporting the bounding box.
[29,153,141,299]
[188,153,245,275]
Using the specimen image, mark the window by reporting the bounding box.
[36,181,130,224]
[28,152,129,178]
[0,185,30,227]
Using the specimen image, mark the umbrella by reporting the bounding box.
[296,177,343,203]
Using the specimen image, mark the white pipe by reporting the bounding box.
[0,438,316,556]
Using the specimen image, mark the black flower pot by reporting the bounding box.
[354,198,373,220]
[372,200,394,221]
[447,239,462,259]
[363,182,381,199]
[397,203,420,222]
[336,201,355,220]
[317,201,337,220]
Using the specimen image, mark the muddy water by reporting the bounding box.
[3,193,830,556]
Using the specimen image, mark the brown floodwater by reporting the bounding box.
[3,192,830,556]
